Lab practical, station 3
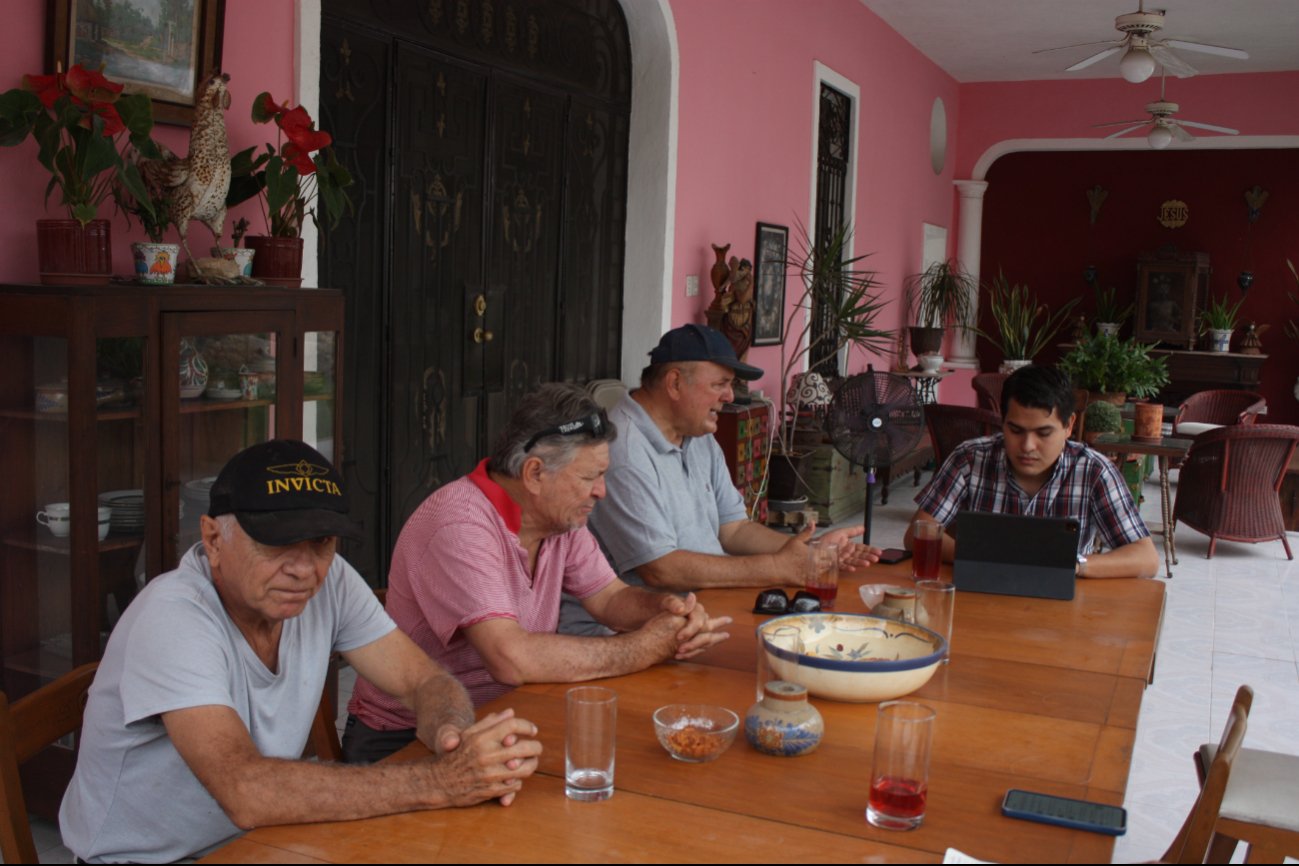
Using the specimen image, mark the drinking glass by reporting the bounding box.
[911,520,943,580]
[565,686,617,801]
[866,701,937,830]
[756,624,803,699]
[914,579,955,663]
[805,540,839,610]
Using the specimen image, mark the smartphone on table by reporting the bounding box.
[1001,789,1127,836]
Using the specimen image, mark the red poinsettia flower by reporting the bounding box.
[277,106,332,151]
[23,72,68,109]
[89,101,125,136]
[65,64,123,104]
[281,142,317,175]
[253,91,285,123]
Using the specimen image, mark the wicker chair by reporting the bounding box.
[924,404,1002,468]
[1173,424,1299,559]
[971,372,1008,415]
[1173,390,1266,439]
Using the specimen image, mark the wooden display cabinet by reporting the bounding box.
[713,402,770,523]
[1134,249,1211,348]
[0,284,344,704]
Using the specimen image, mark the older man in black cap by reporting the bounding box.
[562,324,879,634]
[60,440,541,864]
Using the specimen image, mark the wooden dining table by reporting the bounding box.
[205,562,1165,864]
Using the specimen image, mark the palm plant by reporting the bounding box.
[1198,292,1245,332]
[979,272,1080,361]
[905,260,977,329]
[1094,284,1133,325]
[773,218,894,454]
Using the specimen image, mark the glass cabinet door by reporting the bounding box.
[162,312,295,569]
[302,330,338,462]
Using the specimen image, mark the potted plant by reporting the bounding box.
[1081,399,1122,447]
[0,64,159,283]
[903,260,977,361]
[113,167,180,285]
[767,219,894,499]
[1198,292,1244,353]
[978,271,1079,372]
[1093,284,1133,336]
[226,92,353,286]
[1059,333,1170,405]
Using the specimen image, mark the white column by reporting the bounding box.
[949,180,988,370]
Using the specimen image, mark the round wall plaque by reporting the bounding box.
[1159,199,1189,228]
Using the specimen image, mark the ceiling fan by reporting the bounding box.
[1093,76,1239,149]
[1035,1,1249,84]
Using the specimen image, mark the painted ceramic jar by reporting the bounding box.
[745,681,823,757]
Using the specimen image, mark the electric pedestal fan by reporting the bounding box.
[825,367,925,545]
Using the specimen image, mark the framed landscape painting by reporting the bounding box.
[752,222,788,346]
[49,0,225,126]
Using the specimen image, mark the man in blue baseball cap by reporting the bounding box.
[561,324,879,635]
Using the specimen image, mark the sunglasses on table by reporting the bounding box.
[753,588,822,615]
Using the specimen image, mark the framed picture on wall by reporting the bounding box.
[752,222,788,346]
[48,0,226,126]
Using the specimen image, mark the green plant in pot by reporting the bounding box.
[766,219,894,500]
[1081,399,1122,447]
[1058,333,1169,404]
[1198,292,1244,353]
[1093,284,1133,336]
[903,260,977,362]
[978,271,1079,371]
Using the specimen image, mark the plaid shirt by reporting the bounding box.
[915,434,1149,553]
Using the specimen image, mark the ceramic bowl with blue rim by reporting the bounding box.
[759,613,945,703]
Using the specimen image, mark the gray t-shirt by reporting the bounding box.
[560,392,747,635]
[60,543,394,863]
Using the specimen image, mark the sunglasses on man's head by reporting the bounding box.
[753,588,822,615]
[524,412,608,452]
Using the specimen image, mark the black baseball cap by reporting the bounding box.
[207,439,362,546]
[648,324,764,381]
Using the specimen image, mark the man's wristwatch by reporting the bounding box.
[1076,554,1088,577]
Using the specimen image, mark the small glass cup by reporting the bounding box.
[756,624,803,700]
[565,686,616,801]
[866,701,937,830]
[806,540,839,610]
[914,579,955,663]
[911,520,943,581]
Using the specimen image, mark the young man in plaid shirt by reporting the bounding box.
[905,366,1159,579]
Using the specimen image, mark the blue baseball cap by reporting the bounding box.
[647,324,764,381]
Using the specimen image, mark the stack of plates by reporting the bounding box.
[99,490,145,535]
[182,477,217,511]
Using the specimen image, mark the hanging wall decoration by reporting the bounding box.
[1158,199,1188,229]
[1240,185,1268,293]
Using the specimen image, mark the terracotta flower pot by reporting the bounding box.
[36,218,112,285]
[246,235,304,288]
[1132,402,1163,442]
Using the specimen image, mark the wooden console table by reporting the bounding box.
[1150,349,1266,405]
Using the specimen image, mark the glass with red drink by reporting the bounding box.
[866,701,936,830]
[805,540,839,610]
[911,520,943,581]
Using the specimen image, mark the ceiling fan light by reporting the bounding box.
[1148,125,1174,149]
[1119,46,1157,83]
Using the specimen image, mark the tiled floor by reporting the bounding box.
[25,470,1299,864]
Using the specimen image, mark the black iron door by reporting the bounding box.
[320,0,629,581]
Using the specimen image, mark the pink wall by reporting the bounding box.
[0,1,297,283]
[668,0,962,399]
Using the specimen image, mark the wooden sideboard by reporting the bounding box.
[1150,349,1267,404]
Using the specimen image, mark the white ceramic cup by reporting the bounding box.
[36,502,71,537]
[97,506,112,541]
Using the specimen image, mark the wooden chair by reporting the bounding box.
[971,372,1008,415]
[1173,390,1266,439]
[1160,684,1252,864]
[1191,689,1299,862]
[1173,424,1299,559]
[0,663,98,864]
[924,403,1001,468]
